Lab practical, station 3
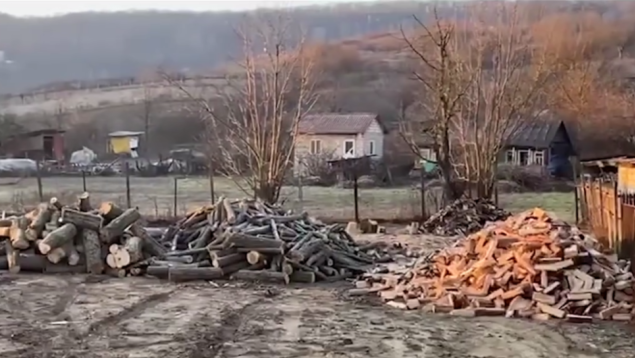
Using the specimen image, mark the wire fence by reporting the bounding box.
[0,166,576,222]
[0,170,438,222]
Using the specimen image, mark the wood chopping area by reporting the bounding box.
[0,194,633,358]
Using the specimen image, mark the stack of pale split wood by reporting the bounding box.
[145,197,389,283]
[0,192,166,276]
[351,208,635,322]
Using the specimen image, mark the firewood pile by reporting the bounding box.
[0,193,167,276]
[352,208,635,322]
[0,193,388,285]
[420,198,510,236]
[146,197,388,283]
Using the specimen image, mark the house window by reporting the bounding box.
[534,150,545,166]
[505,150,514,164]
[368,140,376,156]
[343,139,355,158]
[419,148,437,161]
[518,149,530,166]
[310,139,321,154]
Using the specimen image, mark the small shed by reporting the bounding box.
[0,129,65,162]
[107,131,144,157]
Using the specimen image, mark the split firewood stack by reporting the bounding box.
[352,208,635,322]
[145,197,389,283]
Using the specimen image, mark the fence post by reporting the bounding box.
[81,170,87,192]
[35,160,43,201]
[420,168,426,221]
[173,177,178,217]
[208,161,215,204]
[125,162,131,208]
[297,176,304,213]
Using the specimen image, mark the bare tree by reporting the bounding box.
[167,14,318,203]
[137,69,158,156]
[399,9,473,200]
[400,3,563,200]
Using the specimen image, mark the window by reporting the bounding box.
[343,139,355,158]
[368,140,376,155]
[419,148,437,161]
[310,139,321,154]
[534,151,545,166]
[505,150,514,164]
[518,150,530,166]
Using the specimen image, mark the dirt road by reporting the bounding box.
[0,274,631,358]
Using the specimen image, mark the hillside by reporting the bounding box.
[0,1,467,94]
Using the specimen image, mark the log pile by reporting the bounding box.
[420,198,510,236]
[353,208,635,322]
[146,197,389,283]
[0,193,167,277]
[0,194,389,284]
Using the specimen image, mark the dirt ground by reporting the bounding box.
[0,233,631,358]
[0,274,633,358]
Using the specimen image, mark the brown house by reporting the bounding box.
[0,129,65,162]
[294,113,388,175]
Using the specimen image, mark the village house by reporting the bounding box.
[0,128,65,162]
[415,117,576,177]
[294,112,388,175]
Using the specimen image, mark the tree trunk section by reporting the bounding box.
[147,265,169,279]
[81,229,104,274]
[128,224,167,256]
[77,192,92,212]
[39,223,77,255]
[61,208,103,231]
[100,208,141,244]
[26,203,52,241]
[99,202,125,222]
[168,267,224,282]
[231,270,290,284]
[5,240,19,273]
[10,217,30,249]
[116,236,144,268]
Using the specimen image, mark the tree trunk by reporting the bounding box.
[82,229,104,274]
[100,208,141,244]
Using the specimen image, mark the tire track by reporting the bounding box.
[183,300,260,358]
[87,290,176,336]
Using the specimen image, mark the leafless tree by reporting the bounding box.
[166,14,319,203]
[137,69,158,156]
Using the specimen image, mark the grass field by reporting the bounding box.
[0,176,577,223]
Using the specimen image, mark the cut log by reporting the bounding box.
[99,202,125,221]
[0,227,10,238]
[82,229,104,274]
[168,267,224,282]
[106,254,117,269]
[105,268,127,278]
[128,224,167,256]
[100,208,141,244]
[225,233,284,249]
[0,219,12,227]
[290,271,316,283]
[246,251,267,265]
[61,208,103,231]
[288,239,325,262]
[10,217,30,250]
[26,203,53,240]
[212,253,246,268]
[45,262,86,274]
[115,236,144,268]
[49,211,61,225]
[5,240,19,273]
[236,247,284,255]
[66,244,81,266]
[146,265,169,279]
[219,260,250,276]
[46,247,67,264]
[49,197,64,211]
[77,192,92,212]
[39,223,77,255]
[231,270,290,284]
[0,253,46,272]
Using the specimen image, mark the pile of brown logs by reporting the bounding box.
[0,192,166,276]
[0,194,387,284]
[145,197,388,283]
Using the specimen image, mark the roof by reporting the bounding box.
[507,118,566,149]
[297,113,387,135]
[108,131,144,138]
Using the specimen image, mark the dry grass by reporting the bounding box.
[0,176,576,223]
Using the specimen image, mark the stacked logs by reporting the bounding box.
[0,195,387,284]
[145,197,387,283]
[0,192,166,277]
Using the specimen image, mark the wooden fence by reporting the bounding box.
[578,177,635,259]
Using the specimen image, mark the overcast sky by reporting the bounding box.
[1,0,380,17]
